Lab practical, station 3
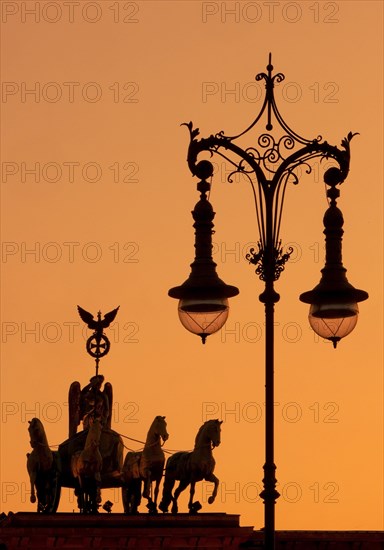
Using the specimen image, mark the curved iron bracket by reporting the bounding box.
[182,55,357,283]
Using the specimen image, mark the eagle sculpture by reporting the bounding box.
[77,305,120,334]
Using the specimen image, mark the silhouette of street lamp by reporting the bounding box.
[299,173,368,347]
[169,175,239,344]
[168,56,368,549]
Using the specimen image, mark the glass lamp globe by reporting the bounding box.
[178,298,229,344]
[308,302,359,348]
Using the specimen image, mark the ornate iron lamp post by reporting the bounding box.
[169,55,368,549]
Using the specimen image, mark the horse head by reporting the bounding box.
[200,419,222,448]
[28,418,47,447]
[153,415,169,444]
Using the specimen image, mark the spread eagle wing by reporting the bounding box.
[68,381,81,438]
[101,306,120,329]
[103,382,113,430]
[77,305,98,330]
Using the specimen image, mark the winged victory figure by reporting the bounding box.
[68,376,113,438]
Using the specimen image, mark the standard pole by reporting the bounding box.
[260,276,280,550]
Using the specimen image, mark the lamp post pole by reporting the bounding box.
[169,55,368,549]
[261,280,279,548]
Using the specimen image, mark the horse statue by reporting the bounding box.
[26,418,60,513]
[71,417,103,513]
[159,419,222,514]
[122,415,169,514]
[121,451,142,514]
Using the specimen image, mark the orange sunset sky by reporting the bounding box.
[0,0,383,531]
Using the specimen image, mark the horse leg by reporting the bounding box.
[77,474,89,514]
[159,475,176,513]
[171,479,190,514]
[142,475,151,500]
[188,480,197,513]
[153,478,161,510]
[123,480,135,515]
[29,472,37,504]
[26,453,37,504]
[146,478,161,515]
[134,479,142,513]
[205,472,219,504]
[141,475,153,513]
[75,481,84,513]
[85,480,93,514]
[83,478,94,514]
[146,481,159,515]
[122,484,130,514]
[91,482,99,514]
[188,480,202,514]
[83,488,89,514]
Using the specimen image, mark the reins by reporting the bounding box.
[32,428,203,456]
[118,432,190,455]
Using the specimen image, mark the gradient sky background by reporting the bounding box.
[1,0,383,531]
